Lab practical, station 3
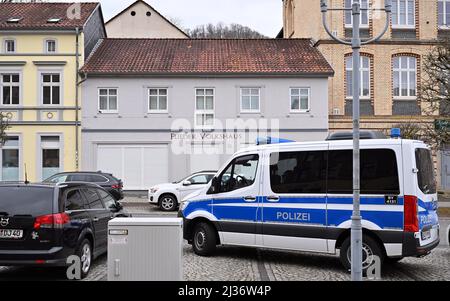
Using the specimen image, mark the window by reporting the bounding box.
[0,187,53,217]
[241,88,260,112]
[345,0,369,27]
[415,149,437,194]
[82,188,104,209]
[270,151,327,194]
[187,174,212,185]
[98,189,116,210]
[45,174,68,183]
[195,88,214,128]
[328,149,400,194]
[392,0,415,28]
[439,0,450,28]
[148,88,168,112]
[1,136,19,181]
[4,39,15,53]
[346,56,370,98]
[290,88,310,112]
[217,154,259,193]
[1,74,20,105]
[45,39,57,53]
[98,88,118,113]
[42,74,61,105]
[65,189,86,211]
[41,136,60,180]
[393,56,417,98]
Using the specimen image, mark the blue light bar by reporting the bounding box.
[256,137,295,145]
[391,128,401,139]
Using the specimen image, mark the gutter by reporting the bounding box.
[75,27,80,171]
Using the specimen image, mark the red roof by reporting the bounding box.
[81,39,334,76]
[0,2,100,30]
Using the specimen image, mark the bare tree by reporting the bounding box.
[420,39,450,150]
[186,23,267,39]
[393,122,423,141]
[0,112,9,146]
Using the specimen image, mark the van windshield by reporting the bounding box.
[0,186,54,216]
[415,149,437,194]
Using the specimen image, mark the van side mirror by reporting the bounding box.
[183,181,192,186]
[208,177,219,194]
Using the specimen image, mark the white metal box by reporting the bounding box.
[108,217,183,281]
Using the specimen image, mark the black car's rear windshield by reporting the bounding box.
[0,186,54,216]
[415,148,437,194]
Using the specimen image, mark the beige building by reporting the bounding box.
[106,0,189,39]
[282,0,450,190]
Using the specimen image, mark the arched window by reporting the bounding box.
[393,55,417,98]
[345,55,371,98]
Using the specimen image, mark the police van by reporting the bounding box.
[179,131,440,271]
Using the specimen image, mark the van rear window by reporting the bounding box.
[415,149,437,194]
[0,186,54,216]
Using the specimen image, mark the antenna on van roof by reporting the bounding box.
[24,164,29,185]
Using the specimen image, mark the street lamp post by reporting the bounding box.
[320,0,391,281]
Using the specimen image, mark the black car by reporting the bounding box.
[44,172,124,200]
[0,183,130,278]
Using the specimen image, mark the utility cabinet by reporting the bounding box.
[108,217,183,281]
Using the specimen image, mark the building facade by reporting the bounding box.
[0,2,106,182]
[282,0,449,190]
[106,0,188,39]
[80,39,333,190]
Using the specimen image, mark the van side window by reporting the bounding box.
[328,149,400,195]
[218,154,259,193]
[82,188,105,209]
[65,189,86,211]
[270,151,327,194]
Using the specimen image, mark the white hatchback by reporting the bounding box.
[148,171,216,211]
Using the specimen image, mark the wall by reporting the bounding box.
[106,1,187,39]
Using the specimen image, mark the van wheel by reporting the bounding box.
[339,235,384,273]
[76,239,92,279]
[159,195,177,212]
[192,222,217,256]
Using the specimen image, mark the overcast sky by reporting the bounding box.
[51,0,283,37]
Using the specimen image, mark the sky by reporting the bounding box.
[50,0,283,37]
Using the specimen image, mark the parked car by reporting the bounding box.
[0,182,130,279]
[44,172,124,200]
[149,171,217,212]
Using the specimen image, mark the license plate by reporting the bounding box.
[0,229,23,239]
[421,230,431,241]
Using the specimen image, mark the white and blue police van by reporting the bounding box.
[179,130,440,271]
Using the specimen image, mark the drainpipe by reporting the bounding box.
[75,27,80,171]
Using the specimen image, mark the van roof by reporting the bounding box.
[237,139,427,154]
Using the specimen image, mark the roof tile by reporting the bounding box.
[0,2,99,30]
[81,39,334,75]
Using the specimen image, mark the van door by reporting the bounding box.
[262,145,329,252]
[413,146,440,247]
[211,153,261,246]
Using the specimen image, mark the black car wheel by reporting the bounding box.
[76,239,92,279]
[159,195,177,212]
[192,222,217,256]
[339,235,384,273]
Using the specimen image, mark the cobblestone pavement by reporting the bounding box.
[1,202,449,281]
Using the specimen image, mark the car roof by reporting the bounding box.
[49,171,112,175]
[237,139,426,154]
[0,182,103,189]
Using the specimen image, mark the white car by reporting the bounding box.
[148,171,217,211]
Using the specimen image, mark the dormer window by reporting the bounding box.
[45,39,57,53]
[6,17,22,24]
[47,18,61,24]
[4,39,16,53]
